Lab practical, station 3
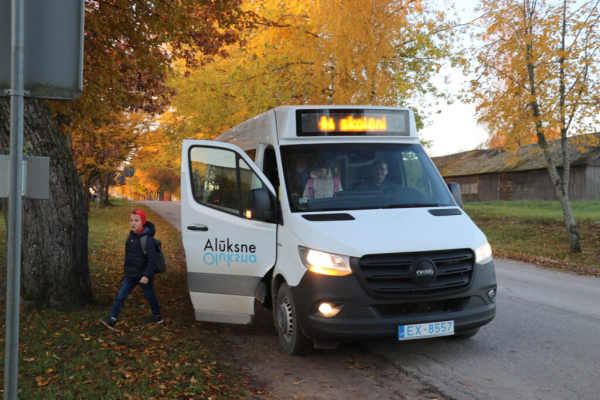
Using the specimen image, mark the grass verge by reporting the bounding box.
[0,213,4,271]
[1,201,250,399]
[465,201,600,275]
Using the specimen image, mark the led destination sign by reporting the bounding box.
[297,109,410,137]
[319,115,389,132]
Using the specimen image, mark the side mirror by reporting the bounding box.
[448,182,463,208]
[247,188,278,222]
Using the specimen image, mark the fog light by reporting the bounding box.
[487,288,497,302]
[319,303,333,314]
[317,303,342,317]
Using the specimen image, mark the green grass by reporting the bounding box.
[464,200,600,222]
[0,202,250,399]
[0,213,4,269]
[465,201,600,274]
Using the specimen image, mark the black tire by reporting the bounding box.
[451,327,480,339]
[275,283,312,355]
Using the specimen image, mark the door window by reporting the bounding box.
[189,146,265,216]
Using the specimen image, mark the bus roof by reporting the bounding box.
[216,106,420,147]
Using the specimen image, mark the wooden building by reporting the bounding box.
[431,133,600,202]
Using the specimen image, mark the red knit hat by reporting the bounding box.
[131,209,147,225]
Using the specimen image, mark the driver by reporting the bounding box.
[352,159,395,193]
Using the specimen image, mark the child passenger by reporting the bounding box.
[303,162,343,199]
[100,209,163,330]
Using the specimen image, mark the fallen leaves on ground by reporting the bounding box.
[0,203,256,399]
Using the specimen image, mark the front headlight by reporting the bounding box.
[298,246,353,276]
[475,241,493,265]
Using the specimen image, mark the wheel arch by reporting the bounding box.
[271,272,287,307]
[257,266,275,309]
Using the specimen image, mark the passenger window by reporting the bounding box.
[189,147,264,216]
[402,151,430,196]
[240,158,265,210]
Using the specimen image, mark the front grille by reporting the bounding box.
[375,297,466,317]
[355,249,474,297]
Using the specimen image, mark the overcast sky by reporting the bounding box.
[419,0,488,157]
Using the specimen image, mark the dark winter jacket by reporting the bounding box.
[124,221,158,279]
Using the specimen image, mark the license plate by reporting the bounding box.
[398,320,454,340]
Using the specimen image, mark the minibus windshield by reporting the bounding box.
[281,143,454,212]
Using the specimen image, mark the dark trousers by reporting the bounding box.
[110,276,160,319]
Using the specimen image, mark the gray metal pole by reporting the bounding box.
[4,0,25,398]
[129,177,133,211]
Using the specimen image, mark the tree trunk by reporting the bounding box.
[548,164,582,253]
[82,179,93,212]
[535,136,582,253]
[0,98,92,309]
[97,173,113,207]
[556,194,581,253]
[537,144,582,254]
[533,129,582,254]
[525,30,582,254]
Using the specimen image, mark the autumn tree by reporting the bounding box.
[468,0,600,253]
[0,99,91,308]
[70,111,153,209]
[0,0,249,308]
[486,125,562,149]
[128,111,183,200]
[167,0,461,139]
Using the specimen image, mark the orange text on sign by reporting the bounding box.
[319,116,336,131]
[318,116,388,132]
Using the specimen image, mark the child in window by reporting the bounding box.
[303,162,343,199]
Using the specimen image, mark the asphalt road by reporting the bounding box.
[141,201,600,400]
[365,259,600,399]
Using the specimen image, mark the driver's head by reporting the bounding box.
[371,160,388,185]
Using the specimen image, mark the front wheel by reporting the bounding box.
[275,283,312,355]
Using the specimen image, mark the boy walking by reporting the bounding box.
[100,209,163,330]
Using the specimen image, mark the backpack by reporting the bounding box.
[140,235,166,274]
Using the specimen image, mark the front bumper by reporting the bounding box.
[290,260,497,342]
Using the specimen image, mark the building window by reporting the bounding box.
[461,182,478,195]
[516,181,531,192]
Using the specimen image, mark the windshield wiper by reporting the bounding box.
[384,203,440,209]
[318,204,440,211]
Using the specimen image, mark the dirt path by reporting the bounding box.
[202,304,446,400]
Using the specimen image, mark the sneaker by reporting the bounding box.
[145,314,164,324]
[100,316,117,331]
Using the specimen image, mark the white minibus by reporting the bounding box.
[181,106,496,355]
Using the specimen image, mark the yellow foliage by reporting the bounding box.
[125,110,183,199]
[66,110,153,192]
[469,0,600,154]
[167,0,460,138]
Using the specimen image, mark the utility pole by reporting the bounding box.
[4,0,25,397]
[0,1,84,397]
